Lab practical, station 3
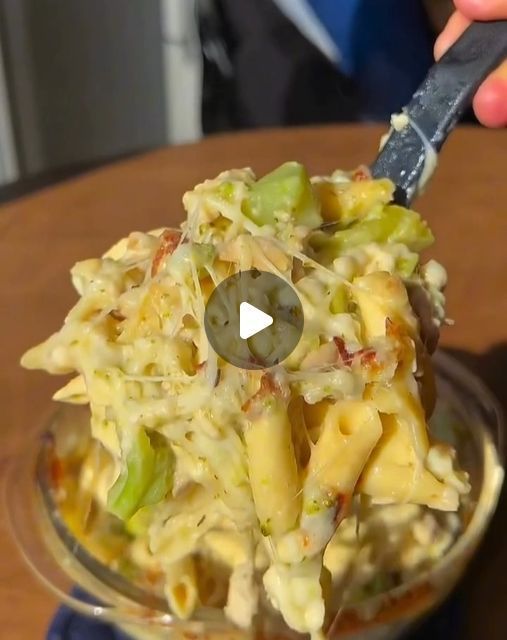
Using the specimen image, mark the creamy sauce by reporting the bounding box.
[379,110,438,195]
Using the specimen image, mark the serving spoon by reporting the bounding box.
[331,20,507,213]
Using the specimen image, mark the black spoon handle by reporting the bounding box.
[370,20,507,205]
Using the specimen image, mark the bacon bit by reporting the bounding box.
[303,534,311,549]
[151,229,183,277]
[242,373,284,414]
[359,349,381,375]
[352,165,371,182]
[333,337,354,366]
[359,350,376,366]
[260,373,283,397]
[50,457,65,490]
[360,350,383,377]
[334,337,378,371]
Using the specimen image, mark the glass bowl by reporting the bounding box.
[3,351,504,640]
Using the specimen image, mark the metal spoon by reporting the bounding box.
[322,20,507,222]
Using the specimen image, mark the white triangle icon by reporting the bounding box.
[239,301,273,340]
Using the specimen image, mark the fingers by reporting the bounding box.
[473,61,507,127]
[434,11,470,59]
[454,0,507,20]
[435,6,507,127]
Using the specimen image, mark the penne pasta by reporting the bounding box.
[359,414,460,511]
[306,400,383,494]
[352,271,418,341]
[245,398,301,537]
[164,556,199,620]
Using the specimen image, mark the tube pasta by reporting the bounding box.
[245,400,301,537]
[358,414,460,510]
[306,400,383,494]
[366,373,430,460]
[164,556,199,620]
[352,271,418,340]
[276,401,382,564]
[263,557,326,636]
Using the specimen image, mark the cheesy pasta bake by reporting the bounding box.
[22,162,470,639]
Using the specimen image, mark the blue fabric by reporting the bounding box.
[305,0,362,75]
[47,589,130,640]
[48,587,464,639]
[306,0,435,119]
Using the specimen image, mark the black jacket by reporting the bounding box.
[198,0,360,133]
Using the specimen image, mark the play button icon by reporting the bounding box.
[204,270,304,369]
[239,302,273,340]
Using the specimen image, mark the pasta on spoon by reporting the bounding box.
[22,162,469,639]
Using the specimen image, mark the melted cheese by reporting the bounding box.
[21,165,468,638]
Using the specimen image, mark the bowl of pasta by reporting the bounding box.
[7,163,505,640]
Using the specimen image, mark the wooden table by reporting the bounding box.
[1,126,506,639]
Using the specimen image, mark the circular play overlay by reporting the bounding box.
[204,269,304,370]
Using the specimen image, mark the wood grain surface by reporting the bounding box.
[0,126,506,639]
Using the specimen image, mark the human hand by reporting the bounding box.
[435,0,507,127]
